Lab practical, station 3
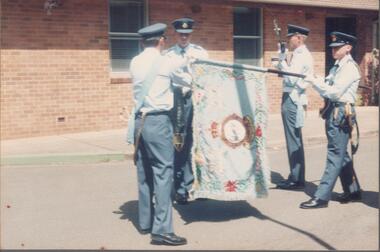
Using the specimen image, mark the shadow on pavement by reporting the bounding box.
[113,200,139,231]
[270,170,286,184]
[330,190,379,209]
[305,181,379,209]
[359,191,379,209]
[113,197,337,249]
[174,198,336,250]
[174,199,266,223]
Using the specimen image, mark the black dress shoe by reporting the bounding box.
[336,191,362,204]
[300,198,328,209]
[175,193,188,205]
[276,180,305,190]
[151,233,187,246]
[138,228,151,235]
[195,198,208,201]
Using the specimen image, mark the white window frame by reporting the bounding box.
[108,0,148,74]
[233,7,263,67]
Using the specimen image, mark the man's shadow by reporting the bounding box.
[272,170,379,209]
[173,197,336,250]
[113,200,140,231]
[115,198,336,250]
[173,199,265,224]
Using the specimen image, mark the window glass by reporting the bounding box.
[233,7,262,66]
[109,0,145,72]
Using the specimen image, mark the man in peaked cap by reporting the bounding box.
[128,22,192,245]
[300,31,362,209]
[165,17,208,205]
[275,24,314,191]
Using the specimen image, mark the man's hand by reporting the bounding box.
[185,55,196,65]
[277,42,288,61]
[304,74,324,87]
[304,74,317,84]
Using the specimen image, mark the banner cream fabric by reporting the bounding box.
[190,60,270,200]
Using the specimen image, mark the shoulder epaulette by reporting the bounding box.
[347,59,360,72]
[163,47,176,55]
[192,44,204,50]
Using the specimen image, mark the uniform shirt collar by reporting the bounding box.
[335,54,353,67]
[293,44,307,54]
[143,47,161,56]
[175,43,190,53]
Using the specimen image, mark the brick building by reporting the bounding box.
[1,0,379,139]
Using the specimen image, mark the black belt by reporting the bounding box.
[331,101,354,107]
[136,110,171,117]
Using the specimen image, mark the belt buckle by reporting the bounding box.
[173,133,184,152]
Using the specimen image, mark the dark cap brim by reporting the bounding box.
[175,29,193,33]
[329,42,346,47]
[143,36,164,41]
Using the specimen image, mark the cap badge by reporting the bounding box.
[182,22,188,29]
[331,35,337,42]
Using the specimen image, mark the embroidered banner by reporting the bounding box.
[190,59,270,200]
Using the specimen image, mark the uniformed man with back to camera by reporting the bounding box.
[127,23,192,245]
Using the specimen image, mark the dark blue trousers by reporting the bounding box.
[314,105,361,201]
[135,113,174,235]
[174,95,194,197]
[281,93,306,183]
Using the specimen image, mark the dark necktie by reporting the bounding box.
[180,48,186,58]
[328,64,339,85]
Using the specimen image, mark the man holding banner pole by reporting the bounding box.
[300,32,362,209]
[165,17,209,205]
[274,24,314,190]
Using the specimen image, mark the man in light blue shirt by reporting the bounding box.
[129,23,191,245]
[300,32,362,209]
[275,24,314,190]
[165,18,208,205]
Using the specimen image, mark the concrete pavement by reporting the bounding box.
[0,106,378,165]
[0,138,378,250]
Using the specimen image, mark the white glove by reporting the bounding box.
[279,53,287,61]
[271,60,279,68]
[305,74,325,88]
[304,74,316,84]
[277,42,288,61]
[185,55,196,65]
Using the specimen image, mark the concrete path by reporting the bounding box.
[1,107,378,165]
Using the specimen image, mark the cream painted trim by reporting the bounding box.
[234,0,379,11]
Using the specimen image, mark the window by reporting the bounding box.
[373,20,379,49]
[108,0,146,72]
[233,7,262,66]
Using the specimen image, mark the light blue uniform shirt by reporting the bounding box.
[312,54,360,104]
[129,47,192,114]
[165,43,208,62]
[165,43,208,94]
[278,44,314,127]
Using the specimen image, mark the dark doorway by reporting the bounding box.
[325,17,357,73]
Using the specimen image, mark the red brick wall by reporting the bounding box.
[1,0,131,139]
[1,0,377,139]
